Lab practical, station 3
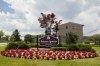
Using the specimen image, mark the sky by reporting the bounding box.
[0,0,100,36]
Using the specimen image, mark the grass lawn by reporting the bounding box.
[0,44,100,66]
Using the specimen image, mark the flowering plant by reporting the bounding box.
[0,49,98,60]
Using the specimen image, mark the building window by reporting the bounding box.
[72,26,75,29]
[66,26,68,29]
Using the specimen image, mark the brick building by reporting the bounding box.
[57,22,84,42]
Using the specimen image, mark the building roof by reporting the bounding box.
[60,22,84,26]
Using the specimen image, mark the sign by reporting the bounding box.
[39,35,59,47]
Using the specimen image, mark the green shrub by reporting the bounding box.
[51,47,67,51]
[51,44,95,52]
[5,42,19,50]
[28,43,37,48]
[67,44,79,51]
[27,43,43,48]
[77,44,92,51]
[61,43,68,47]
[66,44,95,52]
[5,42,29,50]
[18,43,29,49]
[56,44,62,47]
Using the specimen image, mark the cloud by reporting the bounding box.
[0,0,43,36]
[73,5,100,35]
[0,0,100,36]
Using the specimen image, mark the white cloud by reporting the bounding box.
[0,0,42,36]
[73,5,100,35]
[0,0,100,36]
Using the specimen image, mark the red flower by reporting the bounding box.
[0,49,98,60]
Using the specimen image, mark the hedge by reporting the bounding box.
[51,44,95,52]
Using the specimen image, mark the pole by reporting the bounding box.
[59,35,61,45]
[37,35,39,50]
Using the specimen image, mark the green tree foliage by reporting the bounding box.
[90,34,100,44]
[84,34,100,44]
[1,35,10,42]
[84,36,90,44]
[6,42,29,50]
[66,32,78,44]
[0,30,4,40]
[24,34,33,43]
[5,35,10,41]
[10,29,21,42]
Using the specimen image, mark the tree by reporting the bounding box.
[24,34,33,43]
[38,13,62,35]
[84,36,91,44]
[90,34,100,44]
[0,30,4,40]
[10,29,21,42]
[10,35,15,42]
[1,35,10,42]
[66,32,78,44]
[84,34,100,44]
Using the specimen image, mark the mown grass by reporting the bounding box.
[0,44,100,66]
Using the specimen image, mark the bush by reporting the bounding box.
[5,42,29,50]
[28,43,37,48]
[61,43,67,47]
[18,43,29,49]
[66,44,95,52]
[51,47,67,51]
[77,44,92,51]
[5,42,19,50]
[56,44,62,47]
[27,43,44,48]
[51,44,96,52]
[67,44,79,51]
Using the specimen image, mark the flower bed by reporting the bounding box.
[0,49,98,60]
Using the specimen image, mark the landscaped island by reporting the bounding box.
[0,44,100,66]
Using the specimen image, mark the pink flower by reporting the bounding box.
[0,49,98,60]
